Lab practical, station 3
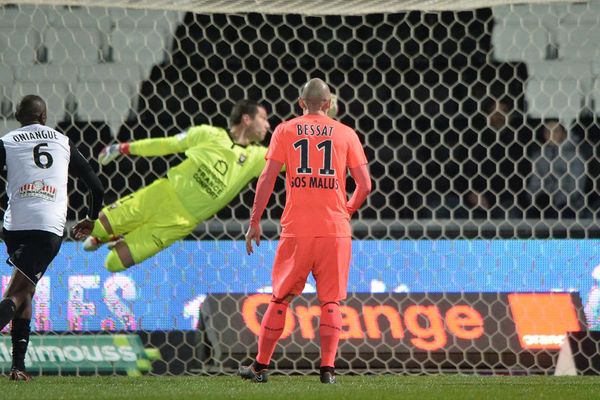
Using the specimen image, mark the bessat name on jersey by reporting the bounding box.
[12,130,59,142]
[296,124,334,136]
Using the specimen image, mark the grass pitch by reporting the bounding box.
[1,375,600,400]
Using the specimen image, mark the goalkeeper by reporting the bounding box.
[83,100,271,272]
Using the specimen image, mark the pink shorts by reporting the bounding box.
[271,236,352,303]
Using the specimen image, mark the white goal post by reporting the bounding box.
[0,0,574,14]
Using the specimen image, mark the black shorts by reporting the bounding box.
[3,229,63,285]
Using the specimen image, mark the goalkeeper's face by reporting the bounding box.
[248,106,270,142]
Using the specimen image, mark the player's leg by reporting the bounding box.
[104,240,134,271]
[83,211,121,251]
[1,230,62,381]
[0,269,33,331]
[240,237,313,383]
[84,179,168,252]
[312,237,352,384]
[239,295,291,383]
[255,296,292,366]
[104,210,197,272]
[0,230,34,330]
[256,237,312,366]
[1,270,34,382]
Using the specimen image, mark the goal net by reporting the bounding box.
[0,0,598,376]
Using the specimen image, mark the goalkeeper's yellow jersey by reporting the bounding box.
[128,125,267,221]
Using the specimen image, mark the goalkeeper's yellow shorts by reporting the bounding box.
[103,178,197,264]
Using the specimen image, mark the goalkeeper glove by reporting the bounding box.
[98,143,130,166]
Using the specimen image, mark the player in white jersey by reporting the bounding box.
[0,95,104,381]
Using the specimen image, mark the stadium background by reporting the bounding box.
[0,0,599,376]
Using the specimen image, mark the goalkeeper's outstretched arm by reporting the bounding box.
[98,136,189,166]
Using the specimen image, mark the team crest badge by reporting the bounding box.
[214,160,228,176]
[238,154,247,165]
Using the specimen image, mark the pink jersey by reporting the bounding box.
[266,114,368,237]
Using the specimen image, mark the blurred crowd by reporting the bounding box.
[383,96,598,221]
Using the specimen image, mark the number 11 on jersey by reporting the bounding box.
[293,139,335,176]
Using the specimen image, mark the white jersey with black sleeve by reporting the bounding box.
[1,124,70,236]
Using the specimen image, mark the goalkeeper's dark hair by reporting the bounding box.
[229,100,261,126]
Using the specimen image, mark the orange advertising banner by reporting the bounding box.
[508,293,582,350]
[198,292,586,371]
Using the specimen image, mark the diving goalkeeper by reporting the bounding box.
[83,100,271,272]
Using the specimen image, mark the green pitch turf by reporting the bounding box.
[1,375,600,400]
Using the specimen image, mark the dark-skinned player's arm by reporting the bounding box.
[69,140,104,239]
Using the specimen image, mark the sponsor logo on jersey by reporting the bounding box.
[193,165,226,199]
[18,180,57,201]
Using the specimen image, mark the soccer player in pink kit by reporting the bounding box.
[240,79,371,384]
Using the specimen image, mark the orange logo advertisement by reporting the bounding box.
[508,293,582,350]
[241,294,485,351]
